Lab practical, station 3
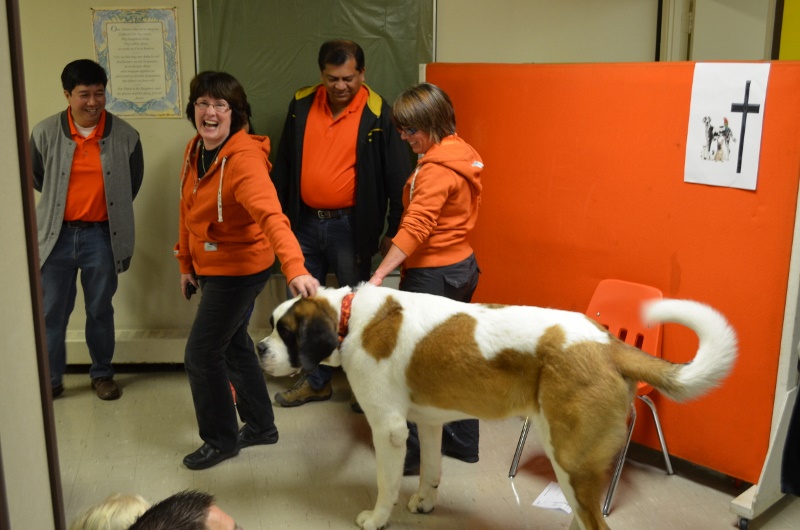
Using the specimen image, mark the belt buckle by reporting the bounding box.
[317,210,331,219]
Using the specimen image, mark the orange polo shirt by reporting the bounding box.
[64,108,108,222]
[300,85,367,209]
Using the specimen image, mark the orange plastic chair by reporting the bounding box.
[508,279,674,516]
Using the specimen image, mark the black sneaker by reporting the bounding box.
[238,424,279,449]
[183,443,239,470]
[442,449,479,464]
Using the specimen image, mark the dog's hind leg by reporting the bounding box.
[544,415,619,530]
[356,411,408,530]
[553,464,611,530]
[408,421,443,514]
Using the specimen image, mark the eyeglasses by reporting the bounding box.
[194,100,231,112]
[397,127,418,136]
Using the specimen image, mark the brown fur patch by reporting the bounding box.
[292,296,338,328]
[535,328,632,530]
[480,303,507,309]
[406,313,544,418]
[536,332,633,464]
[610,340,683,395]
[406,316,624,529]
[362,296,403,360]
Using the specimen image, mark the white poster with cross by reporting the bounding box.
[684,63,770,191]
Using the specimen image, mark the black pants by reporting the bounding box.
[185,270,274,452]
[782,365,800,495]
[401,254,481,459]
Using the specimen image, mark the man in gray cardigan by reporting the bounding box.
[31,59,144,400]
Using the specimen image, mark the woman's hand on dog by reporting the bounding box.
[289,274,320,298]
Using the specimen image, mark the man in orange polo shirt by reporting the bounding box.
[271,40,410,406]
[31,59,144,400]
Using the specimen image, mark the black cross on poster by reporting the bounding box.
[731,81,761,174]
[685,63,770,191]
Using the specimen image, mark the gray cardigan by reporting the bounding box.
[31,110,144,273]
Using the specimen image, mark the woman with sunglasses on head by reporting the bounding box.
[368,82,484,474]
[175,71,319,470]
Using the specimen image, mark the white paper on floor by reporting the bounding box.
[532,481,573,514]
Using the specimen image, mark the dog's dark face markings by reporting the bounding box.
[275,297,340,373]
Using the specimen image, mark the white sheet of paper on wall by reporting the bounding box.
[684,63,770,191]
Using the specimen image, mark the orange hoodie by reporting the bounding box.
[392,134,483,269]
[174,129,308,281]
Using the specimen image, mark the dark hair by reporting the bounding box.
[317,40,365,72]
[392,83,456,144]
[128,490,213,530]
[61,60,108,93]
[185,71,250,135]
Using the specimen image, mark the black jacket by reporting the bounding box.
[271,84,410,264]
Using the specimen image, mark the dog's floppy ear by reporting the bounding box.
[296,312,340,373]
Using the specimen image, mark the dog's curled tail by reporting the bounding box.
[642,299,738,401]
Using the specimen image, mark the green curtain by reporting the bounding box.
[195,0,434,160]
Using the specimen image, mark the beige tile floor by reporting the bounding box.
[55,368,800,530]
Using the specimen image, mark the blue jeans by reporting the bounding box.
[294,211,371,389]
[185,269,274,452]
[41,223,118,387]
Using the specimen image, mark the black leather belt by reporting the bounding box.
[64,220,108,229]
[306,207,355,219]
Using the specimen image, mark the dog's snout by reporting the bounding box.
[256,341,267,356]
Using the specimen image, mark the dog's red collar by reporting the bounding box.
[338,292,355,344]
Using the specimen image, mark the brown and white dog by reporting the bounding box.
[257,284,737,530]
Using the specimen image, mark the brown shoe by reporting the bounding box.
[92,377,121,400]
[274,375,331,407]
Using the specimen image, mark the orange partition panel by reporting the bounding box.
[427,62,800,483]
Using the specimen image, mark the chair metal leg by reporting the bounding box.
[508,416,532,478]
[603,404,636,516]
[638,394,674,475]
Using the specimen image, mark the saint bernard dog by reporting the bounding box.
[257,284,737,530]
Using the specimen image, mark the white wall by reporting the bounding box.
[1,3,57,528]
[435,0,775,64]
[435,0,661,63]
[690,0,775,60]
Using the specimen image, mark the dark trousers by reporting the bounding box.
[401,254,481,459]
[294,210,370,389]
[782,366,800,495]
[185,270,274,452]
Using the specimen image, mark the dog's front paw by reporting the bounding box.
[407,493,435,514]
[355,510,386,530]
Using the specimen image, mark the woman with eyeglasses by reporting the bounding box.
[368,82,484,474]
[175,71,319,470]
